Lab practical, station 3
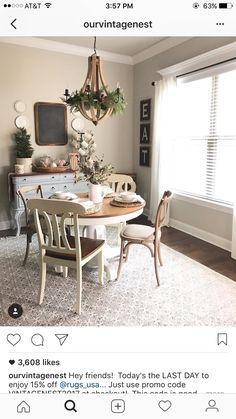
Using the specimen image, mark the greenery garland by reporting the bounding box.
[64,87,126,115]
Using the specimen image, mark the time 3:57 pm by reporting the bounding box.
[105,2,134,9]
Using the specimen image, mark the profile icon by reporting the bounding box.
[8,303,23,319]
[205,399,219,412]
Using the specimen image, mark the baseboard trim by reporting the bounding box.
[170,218,231,252]
[143,208,150,217]
[0,220,11,231]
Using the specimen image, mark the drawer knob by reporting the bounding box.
[51,186,55,190]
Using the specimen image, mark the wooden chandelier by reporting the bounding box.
[64,38,125,126]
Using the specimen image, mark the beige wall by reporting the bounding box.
[133,37,236,245]
[1,37,235,247]
[0,41,133,228]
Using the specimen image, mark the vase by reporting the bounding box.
[89,183,103,203]
[16,157,32,173]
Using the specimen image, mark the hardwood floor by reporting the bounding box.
[130,215,236,283]
[161,226,236,283]
[1,217,236,283]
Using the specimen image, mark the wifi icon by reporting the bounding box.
[45,2,52,8]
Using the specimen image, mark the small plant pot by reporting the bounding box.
[16,157,32,173]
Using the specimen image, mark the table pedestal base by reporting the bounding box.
[84,225,120,280]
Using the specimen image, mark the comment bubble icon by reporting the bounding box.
[31,333,44,346]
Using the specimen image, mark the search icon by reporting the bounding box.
[64,400,77,412]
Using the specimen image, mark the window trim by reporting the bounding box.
[173,192,233,215]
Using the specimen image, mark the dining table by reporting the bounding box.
[70,196,145,280]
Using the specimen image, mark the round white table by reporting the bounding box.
[77,197,145,280]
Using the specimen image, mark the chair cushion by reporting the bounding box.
[46,236,104,261]
[121,224,155,240]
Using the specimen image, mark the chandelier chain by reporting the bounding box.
[93,37,97,55]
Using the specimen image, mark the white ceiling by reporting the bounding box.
[41,36,166,56]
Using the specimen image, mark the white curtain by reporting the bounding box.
[149,76,177,224]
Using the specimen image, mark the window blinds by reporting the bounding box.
[171,67,236,204]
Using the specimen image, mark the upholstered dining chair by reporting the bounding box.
[104,173,137,243]
[116,190,173,285]
[27,198,105,315]
[16,185,44,266]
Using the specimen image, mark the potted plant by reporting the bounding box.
[71,130,113,203]
[14,127,34,173]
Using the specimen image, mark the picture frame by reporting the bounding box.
[140,99,151,121]
[140,123,151,144]
[139,146,151,167]
[34,102,68,146]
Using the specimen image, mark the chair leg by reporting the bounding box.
[154,247,160,287]
[75,266,82,314]
[63,266,68,278]
[116,239,126,280]
[98,249,104,285]
[157,242,163,266]
[38,261,47,304]
[124,243,131,262]
[117,221,126,245]
[23,234,31,266]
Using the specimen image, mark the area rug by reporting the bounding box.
[0,228,235,326]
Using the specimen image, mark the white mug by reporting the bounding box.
[15,164,25,174]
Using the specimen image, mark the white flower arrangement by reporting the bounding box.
[71,131,113,184]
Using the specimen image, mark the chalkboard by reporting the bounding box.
[34,102,68,145]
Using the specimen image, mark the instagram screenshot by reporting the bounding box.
[0,0,236,417]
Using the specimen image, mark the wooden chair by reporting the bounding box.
[27,198,105,315]
[104,174,136,242]
[116,191,173,285]
[16,185,44,266]
[104,173,136,193]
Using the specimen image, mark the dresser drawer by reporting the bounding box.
[43,183,74,194]
[12,173,75,186]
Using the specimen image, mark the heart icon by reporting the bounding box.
[7,333,21,346]
[9,360,15,365]
[158,400,172,412]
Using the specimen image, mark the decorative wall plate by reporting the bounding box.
[14,100,26,113]
[71,117,84,132]
[15,115,29,129]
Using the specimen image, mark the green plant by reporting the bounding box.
[72,131,113,184]
[14,128,34,158]
[64,87,126,116]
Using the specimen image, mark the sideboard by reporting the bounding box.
[9,171,88,236]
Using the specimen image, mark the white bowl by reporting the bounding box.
[119,192,137,202]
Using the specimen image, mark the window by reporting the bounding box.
[171,67,236,205]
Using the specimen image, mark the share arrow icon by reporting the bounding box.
[55,334,69,346]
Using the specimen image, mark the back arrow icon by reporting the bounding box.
[11,19,17,29]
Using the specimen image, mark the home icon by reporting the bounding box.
[17,401,31,413]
